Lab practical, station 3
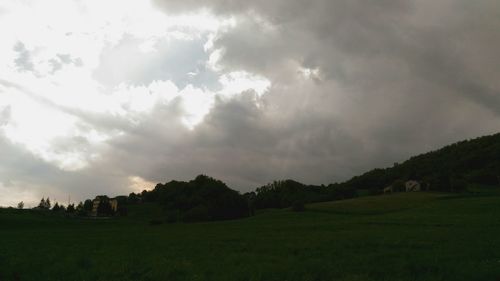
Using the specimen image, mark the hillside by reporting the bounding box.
[245,132,500,208]
[342,132,500,192]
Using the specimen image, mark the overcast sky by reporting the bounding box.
[1,0,500,207]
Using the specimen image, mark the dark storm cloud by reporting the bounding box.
[155,0,500,109]
[134,0,500,187]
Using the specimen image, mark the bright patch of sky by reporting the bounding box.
[0,0,270,175]
[0,181,44,208]
[128,176,156,193]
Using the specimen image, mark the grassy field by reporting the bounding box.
[1,191,500,281]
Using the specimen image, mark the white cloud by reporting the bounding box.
[219,71,271,98]
[0,0,274,205]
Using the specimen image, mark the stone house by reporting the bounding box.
[383,185,393,193]
[405,180,421,192]
[91,196,118,216]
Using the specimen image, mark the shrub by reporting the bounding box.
[392,180,406,192]
[450,177,468,192]
[149,219,163,226]
[183,205,211,222]
[165,210,180,223]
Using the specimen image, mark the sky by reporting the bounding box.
[1,0,500,207]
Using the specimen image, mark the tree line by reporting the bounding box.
[22,132,500,222]
[122,175,357,222]
[114,132,500,222]
[27,196,91,216]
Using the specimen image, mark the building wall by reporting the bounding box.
[91,197,118,216]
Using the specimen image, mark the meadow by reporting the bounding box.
[1,190,500,281]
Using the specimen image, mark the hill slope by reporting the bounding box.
[342,132,500,192]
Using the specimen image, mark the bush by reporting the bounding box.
[467,170,499,186]
[117,205,128,216]
[392,180,406,192]
[183,205,211,222]
[149,219,163,226]
[450,177,468,192]
[155,175,250,222]
[165,210,181,223]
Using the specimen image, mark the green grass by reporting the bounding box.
[307,192,449,215]
[2,191,500,281]
[467,184,500,196]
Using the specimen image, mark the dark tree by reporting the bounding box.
[450,177,468,192]
[37,198,46,209]
[66,204,75,213]
[52,202,60,212]
[147,175,250,222]
[37,197,51,210]
[76,202,86,216]
[83,199,93,212]
[127,192,140,204]
[392,180,406,192]
[252,179,351,210]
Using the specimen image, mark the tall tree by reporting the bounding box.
[37,198,46,209]
[52,202,60,212]
[83,199,93,212]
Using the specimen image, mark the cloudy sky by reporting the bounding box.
[1,0,500,207]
